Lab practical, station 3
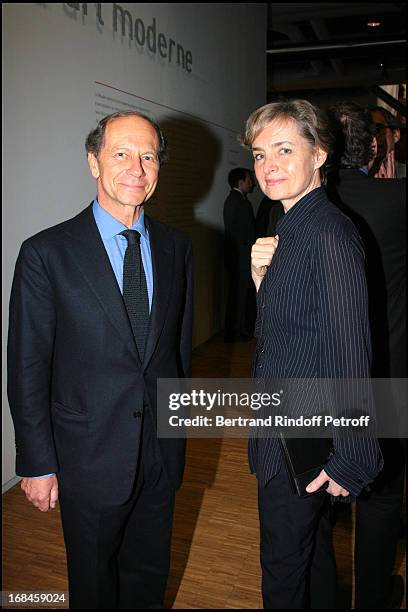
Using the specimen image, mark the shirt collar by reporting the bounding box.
[357,166,369,176]
[275,187,325,237]
[92,199,148,240]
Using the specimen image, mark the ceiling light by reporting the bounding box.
[367,20,381,27]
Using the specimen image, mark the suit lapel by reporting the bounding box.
[143,215,174,368]
[64,205,142,365]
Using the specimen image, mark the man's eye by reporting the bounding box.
[142,155,157,162]
[253,153,264,161]
[280,148,292,155]
[115,152,127,159]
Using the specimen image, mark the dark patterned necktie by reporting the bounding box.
[120,229,149,361]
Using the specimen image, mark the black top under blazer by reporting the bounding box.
[249,187,383,496]
[7,204,193,505]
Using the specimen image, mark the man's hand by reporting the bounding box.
[305,469,349,497]
[21,475,59,512]
[251,236,279,291]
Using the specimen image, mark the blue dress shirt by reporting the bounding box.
[92,199,153,309]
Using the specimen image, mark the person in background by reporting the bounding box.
[7,111,193,609]
[327,101,406,610]
[223,167,256,341]
[255,196,284,238]
[241,99,382,609]
[369,105,405,178]
[394,88,406,176]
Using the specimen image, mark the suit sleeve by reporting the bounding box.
[312,228,383,496]
[7,241,59,477]
[179,238,193,378]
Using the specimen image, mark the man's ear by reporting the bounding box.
[314,145,327,170]
[87,153,100,179]
[371,136,378,158]
[393,128,401,145]
[368,137,378,172]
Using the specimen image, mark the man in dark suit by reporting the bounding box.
[7,111,193,609]
[223,167,256,341]
[327,102,406,609]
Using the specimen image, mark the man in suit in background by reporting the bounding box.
[7,111,193,609]
[223,167,256,341]
[255,196,284,239]
[328,101,406,609]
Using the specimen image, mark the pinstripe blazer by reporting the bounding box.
[248,187,383,496]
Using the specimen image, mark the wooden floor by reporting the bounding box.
[2,334,406,609]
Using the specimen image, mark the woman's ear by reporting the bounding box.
[314,146,328,170]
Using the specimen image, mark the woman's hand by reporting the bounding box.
[251,236,279,291]
[306,469,350,497]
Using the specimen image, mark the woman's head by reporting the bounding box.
[241,100,334,210]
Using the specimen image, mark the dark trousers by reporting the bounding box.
[258,464,337,609]
[58,412,175,609]
[225,242,256,340]
[354,439,405,609]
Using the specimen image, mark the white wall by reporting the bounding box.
[2,2,266,489]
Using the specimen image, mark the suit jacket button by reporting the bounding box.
[133,411,142,419]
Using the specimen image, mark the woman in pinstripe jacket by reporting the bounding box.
[240,100,383,609]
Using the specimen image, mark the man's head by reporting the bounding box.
[228,167,253,194]
[85,112,167,214]
[369,105,400,159]
[328,102,376,169]
[240,100,332,209]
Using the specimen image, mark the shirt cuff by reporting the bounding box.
[324,452,381,497]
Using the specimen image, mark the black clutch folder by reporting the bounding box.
[279,432,334,497]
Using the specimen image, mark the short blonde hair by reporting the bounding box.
[240,99,334,183]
